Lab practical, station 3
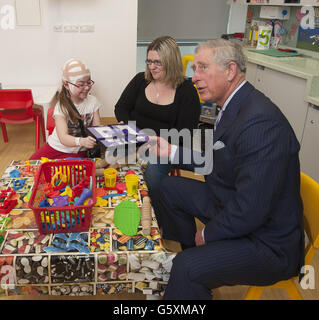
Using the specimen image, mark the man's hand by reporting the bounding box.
[147,136,172,158]
[195,230,205,246]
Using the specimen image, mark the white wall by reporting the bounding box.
[137,0,230,41]
[0,0,138,117]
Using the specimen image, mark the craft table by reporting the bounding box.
[3,85,59,138]
[0,160,175,298]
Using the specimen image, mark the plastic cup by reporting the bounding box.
[125,174,139,195]
[104,168,118,188]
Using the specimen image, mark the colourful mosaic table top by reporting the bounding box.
[0,160,175,298]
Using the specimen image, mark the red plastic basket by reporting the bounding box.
[28,160,96,234]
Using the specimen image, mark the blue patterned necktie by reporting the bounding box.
[214,109,224,131]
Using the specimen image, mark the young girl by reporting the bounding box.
[30,58,101,160]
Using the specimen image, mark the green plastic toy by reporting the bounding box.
[113,201,141,236]
[0,216,11,233]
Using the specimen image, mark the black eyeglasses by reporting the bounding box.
[145,59,162,67]
[66,80,95,89]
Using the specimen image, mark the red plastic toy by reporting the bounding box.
[72,176,90,197]
[43,183,60,198]
[0,188,18,214]
[125,170,135,176]
[104,181,126,194]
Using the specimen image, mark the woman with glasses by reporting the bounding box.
[30,58,101,159]
[114,36,201,232]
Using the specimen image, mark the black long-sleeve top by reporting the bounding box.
[114,72,201,136]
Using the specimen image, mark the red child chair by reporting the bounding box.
[46,106,55,136]
[0,89,46,151]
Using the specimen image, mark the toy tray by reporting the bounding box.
[28,160,96,234]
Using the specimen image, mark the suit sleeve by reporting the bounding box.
[114,72,145,122]
[204,116,299,243]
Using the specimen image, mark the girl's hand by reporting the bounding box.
[80,136,97,148]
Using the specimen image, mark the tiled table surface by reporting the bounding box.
[0,160,175,297]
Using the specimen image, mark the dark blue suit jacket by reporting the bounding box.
[177,81,304,278]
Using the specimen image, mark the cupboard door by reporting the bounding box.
[246,62,257,86]
[300,104,319,183]
[254,66,308,142]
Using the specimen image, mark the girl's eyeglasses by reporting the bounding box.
[66,80,95,89]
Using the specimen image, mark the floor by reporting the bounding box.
[0,119,318,300]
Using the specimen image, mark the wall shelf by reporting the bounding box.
[233,0,319,6]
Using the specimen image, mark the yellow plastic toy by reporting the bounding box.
[182,54,194,75]
[41,157,50,163]
[125,174,139,195]
[96,197,108,207]
[51,166,71,187]
[104,168,118,188]
[60,185,73,198]
[182,53,204,103]
[51,170,68,187]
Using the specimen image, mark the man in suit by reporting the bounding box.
[147,39,304,300]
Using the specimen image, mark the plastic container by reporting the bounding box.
[104,168,118,188]
[28,160,96,234]
[125,174,139,195]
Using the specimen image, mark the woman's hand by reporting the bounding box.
[80,136,97,149]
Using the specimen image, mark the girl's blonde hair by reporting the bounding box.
[145,36,185,88]
[58,58,91,123]
[57,85,81,124]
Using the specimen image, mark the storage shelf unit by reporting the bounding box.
[233,0,319,6]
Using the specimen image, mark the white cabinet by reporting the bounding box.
[269,0,286,5]
[300,0,319,5]
[300,104,319,183]
[253,65,308,142]
[246,62,258,85]
[233,0,319,6]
